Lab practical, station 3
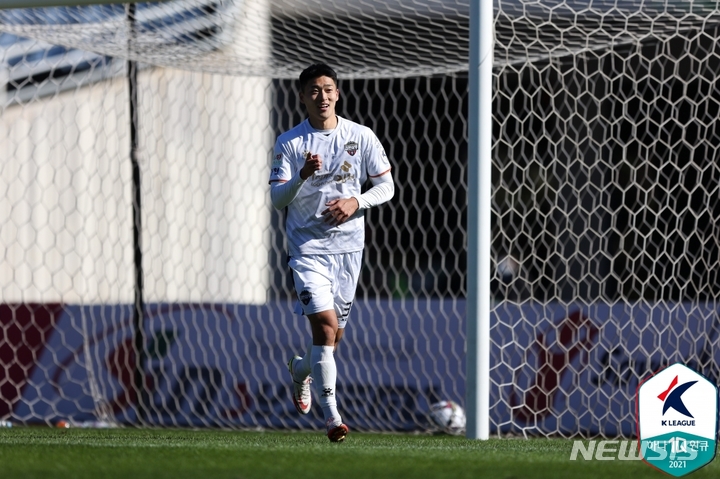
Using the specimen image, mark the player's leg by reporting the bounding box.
[334,328,344,349]
[288,341,313,381]
[286,256,333,416]
[287,255,346,439]
[303,253,355,441]
[286,256,313,386]
[308,308,338,347]
[306,308,345,440]
[314,251,361,441]
[285,255,341,378]
[287,346,312,415]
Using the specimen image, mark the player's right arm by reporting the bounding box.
[269,145,322,210]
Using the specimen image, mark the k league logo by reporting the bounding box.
[658,375,697,421]
[637,363,718,477]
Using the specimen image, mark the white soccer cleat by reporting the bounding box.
[287,356,312,415]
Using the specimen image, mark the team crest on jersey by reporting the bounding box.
[344,141,359,156]
[299,290,312,305]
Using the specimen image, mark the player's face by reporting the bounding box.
[300,76,339,128]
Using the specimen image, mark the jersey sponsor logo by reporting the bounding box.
[299,290,312,305]
[334,173,356,184]
[308,161,356,186]
[344,141,359,156]
[334,161,356,184]
[310,172,334,187]
[272,153,283,166]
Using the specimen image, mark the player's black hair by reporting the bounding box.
[298,63,338,90]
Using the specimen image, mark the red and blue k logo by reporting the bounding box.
[658,375,698,418]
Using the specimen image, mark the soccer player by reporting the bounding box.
[268,63,394,442]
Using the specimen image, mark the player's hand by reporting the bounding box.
[300,153,322,180]
[322,198,360,226]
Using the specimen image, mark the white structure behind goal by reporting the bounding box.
[2,0,720,437]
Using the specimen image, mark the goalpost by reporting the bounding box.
[466,0,492,440]
[2,0,720,438]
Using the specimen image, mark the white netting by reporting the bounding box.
[2,0,720,437]
[2,1,719,77]
[0,0,470,78]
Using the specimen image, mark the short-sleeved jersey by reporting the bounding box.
[269,116,391,256]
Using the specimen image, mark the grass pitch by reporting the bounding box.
[0,427,717,479]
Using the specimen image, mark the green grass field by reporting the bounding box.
[0,427,717,479]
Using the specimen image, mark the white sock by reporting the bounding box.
[292,342,313,381]
[311,345,341,425]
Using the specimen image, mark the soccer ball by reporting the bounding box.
[427,400,466,435]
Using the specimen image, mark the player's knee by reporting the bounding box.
[312,330,335,347]
[308,311,338,345]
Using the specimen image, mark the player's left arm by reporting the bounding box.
[353,132,394,210]
[353,169,394,210]
[322,172,394,226]
[321,133,394,226]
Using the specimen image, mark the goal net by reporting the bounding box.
[1,0,719,437]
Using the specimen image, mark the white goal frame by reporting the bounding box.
[466,0,493,441]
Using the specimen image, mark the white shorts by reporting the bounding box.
[288,252,362,329]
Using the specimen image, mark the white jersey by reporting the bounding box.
[269,116,391,256]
